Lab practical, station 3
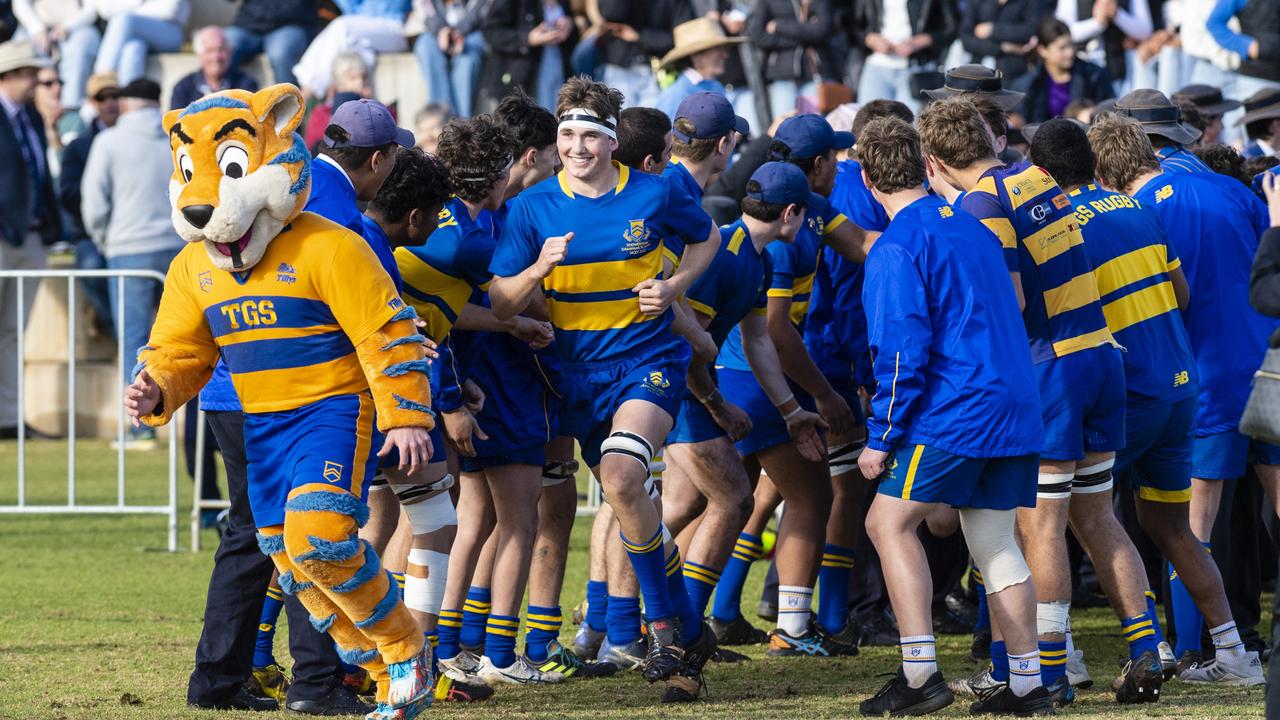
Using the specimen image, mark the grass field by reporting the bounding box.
[0,439,1268,719]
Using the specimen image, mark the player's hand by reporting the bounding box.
[413,318,439,360]
[379,426,434,476]
[442,408,488,457]
[785,408,829,462]
[462,379,486,415]
[533,232,573,278]
[124,369,161,427]
[815,390,855,438]
[710,400,753,442]
[511,316,554,349]
[859,447,890,480]
[687,326,718,366]
[1262,171,1280,228]
[633,278,677,315]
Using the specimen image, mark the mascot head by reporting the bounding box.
[163,84,310,272]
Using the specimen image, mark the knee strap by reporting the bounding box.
[958,507,1031,593]
[1036,472,1073,501]
[829,439,866,476]
[390,472,456,505]
[601,431,654,472]
[405,548,449,616]
[542,459,579,487]
[1036,600,1071,635]
[1072,459,1114,495]
[400,488,457,535]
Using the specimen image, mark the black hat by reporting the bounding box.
[119,78,161,102]
[1172,84,1241,116]
[922,64,1025,111]
[1235,88,1280,128]
[1114,89,1201,145]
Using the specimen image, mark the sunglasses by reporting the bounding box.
[37,77,63,87]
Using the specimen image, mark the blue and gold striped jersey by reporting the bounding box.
[717,192,844,372]
[683,219,771,350]
[147,212,407,414]
[1069,184,1197,406]
[394,197,493,345]
[960,161,1115,363]
[660,160,704,266]
[490,162,715,362]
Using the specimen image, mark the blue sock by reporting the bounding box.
[424,630,439,675]
[585,580,609,633]
[484,614,519,668]
[620,528,674,621]
[1040,640,1067,686]
[524,604,562,663]
[817,544,855,634]
[460,586,492,652]
[973,566,991,632]
[990,640,1009,682]
[1122,613,1159,660]
[437,608,463,660]
[252,585,285,668]
[1144,591,1165,644]
[390,571,405,600]
[606,595,642,645]
[1168,544,1209,657]
[665,547,702,643]
[710,532,763,623]
[683,561,721,618]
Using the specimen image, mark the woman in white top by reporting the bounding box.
[91,0,191,85]
[12,0,101,109]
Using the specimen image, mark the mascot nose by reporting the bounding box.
[182,204,215,229]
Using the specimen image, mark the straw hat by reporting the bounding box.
[658,17,744,70]
[0,40,52,76]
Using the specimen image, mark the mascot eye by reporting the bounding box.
[179,153,194,183]
[218,145,250,179]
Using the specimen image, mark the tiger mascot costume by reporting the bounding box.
[124,84,436,720]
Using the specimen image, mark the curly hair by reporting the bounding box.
[493,87,557,154]
[1192,143,1247,185]
[858,116,926,194]
[556,75,623,124]
[367,147,453,221]
[436,114,515,204]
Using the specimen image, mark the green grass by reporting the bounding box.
[0,439,1267,719]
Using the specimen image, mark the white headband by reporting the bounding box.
[558,107,618,140]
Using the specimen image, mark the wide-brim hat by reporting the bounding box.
[658,17,745,70]
[1114,89,1201,145]
[1173,83,1241,116]
[0,40,52,76]
[922,64,1024,111]
[1236,88,1280,127]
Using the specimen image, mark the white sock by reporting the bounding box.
[1065,627,1075,656]
[777,585,813,636]
[1210,621,1246,660]
[1008,650,1041,697]
[900,635,938,688]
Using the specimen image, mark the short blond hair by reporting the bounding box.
[1087,116,1160,192]
[917,97,995,170]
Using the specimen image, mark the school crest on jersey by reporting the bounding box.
[622,219,652,255]
[198,270,212,293]
[322,461,344,483]
[642,369,671,396]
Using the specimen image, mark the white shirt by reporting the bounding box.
[868,0,912,70]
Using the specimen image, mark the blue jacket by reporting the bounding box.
[863,194,1042,457]
[304,155,363,236]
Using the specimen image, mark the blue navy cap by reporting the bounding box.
[772,113,854,159]
[673,91,750,142]
[746,162,810,205]
[326,98,414,149]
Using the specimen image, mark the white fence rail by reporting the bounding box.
[0,268,179,551]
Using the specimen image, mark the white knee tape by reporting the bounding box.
[405,548,449,615]
[601,431,654,472]
[1036,601,1071,635]
[542,459,579,487]
[1036,472,1073,500]
[1072,459,1115,495]
[958,507,1031,593]
[829,440,866,476]
[401,489,457,535]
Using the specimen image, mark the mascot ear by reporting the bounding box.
[250,84,306,138]
[162,107,183,135]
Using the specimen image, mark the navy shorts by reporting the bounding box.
[244,393,383,528]
[877,444,1038,510]
[718,367,817,457]
[461,334,557,473]
[669,394,725,445]
[1037,344,1127,461]
[561,342,690,468]
[1115,397,1195,503]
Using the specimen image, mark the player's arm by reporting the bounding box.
[1170,266,1190,312]
[861,244,932,476]
[127,256,219,427]
[766,294,854,437]
[741,311,827,460]
[823,215,879,263]
[490,231,573,320]
[456,302,554,349]
[635,225,719,315]
[1165,240,1192,312]
[961,191,1026,312]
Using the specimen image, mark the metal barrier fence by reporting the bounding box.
[0,268,180,551]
